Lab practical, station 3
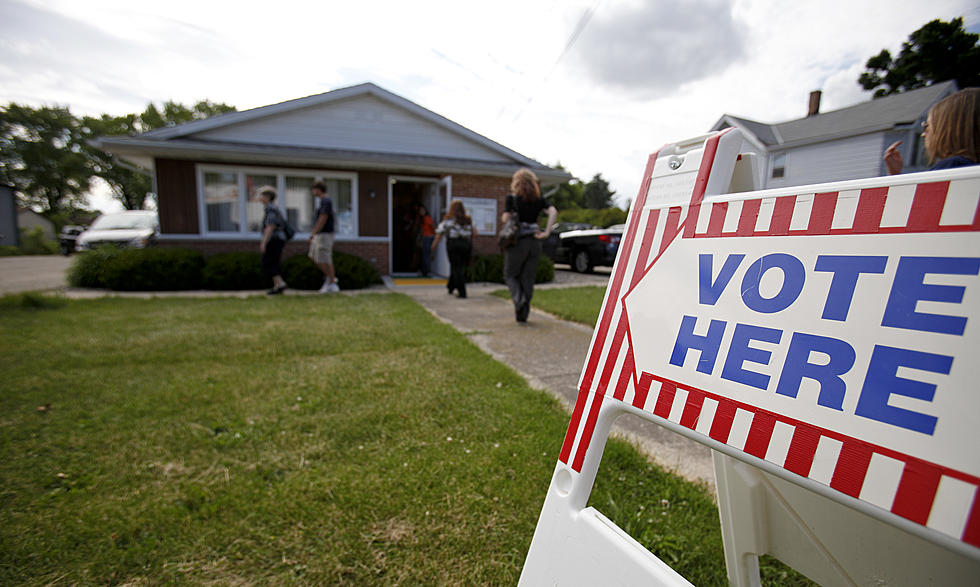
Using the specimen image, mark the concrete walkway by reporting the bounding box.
[0,255,714,487]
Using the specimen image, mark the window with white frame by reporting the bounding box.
[198,165,356,237]
[771,153,787,179]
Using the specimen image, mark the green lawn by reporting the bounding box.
[493,285,608,326]
[0,292,807,585]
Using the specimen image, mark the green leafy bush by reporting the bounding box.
[102,248,205,291]
[469,253,553,284]
[202,252,266,290]
[470,254,504,283]
[104,248,204,291]
[67,246,123,288]
[282,251,382,290]
[0,227,60,256]
[556,207,628,228]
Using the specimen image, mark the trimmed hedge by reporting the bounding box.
[103,248,205,291]
[66,246,389,292]
[469,253,553,284]
[68,247,205,291]
[67,246,123,288]
[283,251,382,290]
[202,252,267,290]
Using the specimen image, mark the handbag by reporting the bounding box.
[498,215,519,250]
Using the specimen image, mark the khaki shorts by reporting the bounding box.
[309,233,334,264]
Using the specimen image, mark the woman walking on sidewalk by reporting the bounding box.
[431,199,476,298]
[258,186,288,295]
[501,168,557,323]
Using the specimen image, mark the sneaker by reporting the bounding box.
[318,280,331,294]
[327,282,340,293]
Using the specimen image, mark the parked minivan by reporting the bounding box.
[75,211,159,251]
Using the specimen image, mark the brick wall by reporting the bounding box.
[449,173,510,256]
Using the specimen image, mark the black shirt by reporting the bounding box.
[505,194,552,224]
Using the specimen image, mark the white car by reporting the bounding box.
[75,211,159,251]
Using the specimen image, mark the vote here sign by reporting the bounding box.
[559,133,980,554]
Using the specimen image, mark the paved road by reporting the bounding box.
[0,256,715,488]
[0,255,73,294]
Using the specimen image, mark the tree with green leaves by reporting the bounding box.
[0,104,91,218]
[542,163,586,209]
[81,100,236,210]
[859,17,980,97]
[80,113,152,210]
[583,173,615,209]
[137,99,236,131]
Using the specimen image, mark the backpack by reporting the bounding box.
[282,219,296,241]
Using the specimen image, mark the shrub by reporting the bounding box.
[556,207,628,228]
[470,254,504,283]
[19,227,59,255]
[67,246,123,288]
[282,251,382,290]
[469,253,553,284]
[202,252,267,290]
[536,255,555,283]
[102,248,205,291]
[0,227,59,256]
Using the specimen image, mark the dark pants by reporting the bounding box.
[420,235,434,276]
[261,238,285,279]
[446,237,471,297]
[504,236,541,322]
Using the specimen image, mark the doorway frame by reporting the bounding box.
[387,175,451,276]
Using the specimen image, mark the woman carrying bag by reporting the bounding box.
[501,168,557,323]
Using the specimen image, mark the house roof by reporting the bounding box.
[711,80,958,150]
[93,82,572,184]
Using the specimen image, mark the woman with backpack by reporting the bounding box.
[258,186,289,295]
[431,199,476,298]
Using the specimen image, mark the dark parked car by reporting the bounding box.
[545,223,624,273]
[58,225,85,255]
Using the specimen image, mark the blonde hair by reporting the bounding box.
[926,88,980,164]
[510,168,541,200]
[257,185,277,201]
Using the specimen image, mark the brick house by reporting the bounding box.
[92,83,571,275]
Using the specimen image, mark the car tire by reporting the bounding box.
[573,249,593,274]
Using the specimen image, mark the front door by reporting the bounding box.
[390,177,447,275]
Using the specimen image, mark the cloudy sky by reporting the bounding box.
[2,0,978,212]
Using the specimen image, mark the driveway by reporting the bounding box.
[0,255,73,294]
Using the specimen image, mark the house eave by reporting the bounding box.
[93,137,573,184]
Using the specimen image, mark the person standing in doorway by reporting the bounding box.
[431,199,476,298]
[502,168,557,323]
[258,186,288,295]
[309,181,339,293]
[418,205,435,277]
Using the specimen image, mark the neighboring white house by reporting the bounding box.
[710,81,959,190]
[17,207,56,240]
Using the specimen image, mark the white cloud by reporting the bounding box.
[1,0,978,211]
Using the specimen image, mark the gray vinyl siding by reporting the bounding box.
[766,132,886,189]
[196,95,509,163]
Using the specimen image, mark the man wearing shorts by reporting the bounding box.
[309,181,339,293]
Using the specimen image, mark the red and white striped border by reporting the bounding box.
[557,132,980,550]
